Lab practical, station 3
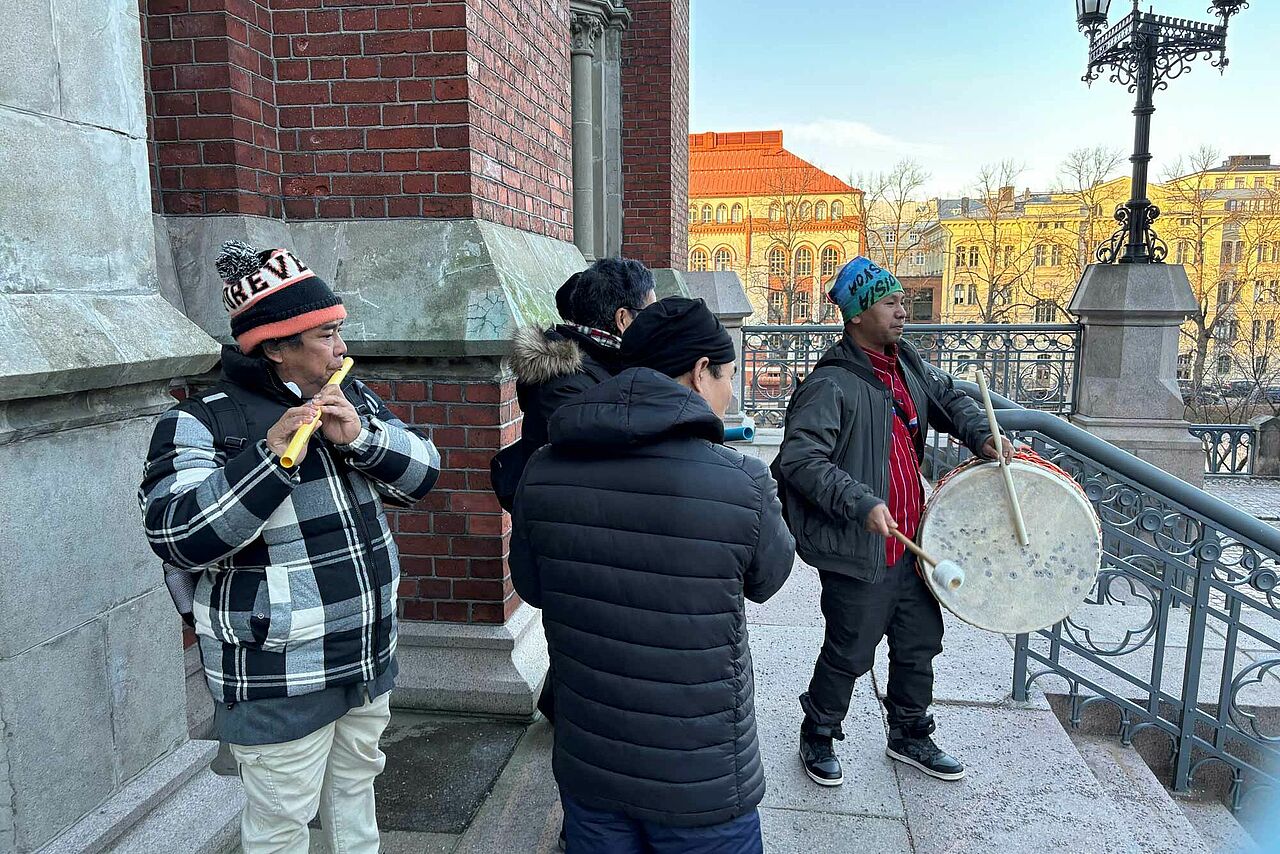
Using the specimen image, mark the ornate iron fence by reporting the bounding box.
[741,324,1080,428]
[965,385,1280,811]
[1190,424,1256,476]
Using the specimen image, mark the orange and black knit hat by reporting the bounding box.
[215,240,346,353]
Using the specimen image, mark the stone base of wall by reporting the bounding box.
[392,603,547,719]
[1071,414,1206,488]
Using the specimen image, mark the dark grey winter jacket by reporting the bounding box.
[510,368,795,827]
[511,324,620,449]
[777,333,991,583]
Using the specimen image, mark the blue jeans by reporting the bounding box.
[561,794,763,854]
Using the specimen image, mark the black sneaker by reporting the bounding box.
[886,717,965,781]
[799,718,844,786]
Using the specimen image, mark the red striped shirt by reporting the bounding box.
[864,346,923,566]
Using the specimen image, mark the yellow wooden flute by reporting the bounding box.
[280,357,355,468]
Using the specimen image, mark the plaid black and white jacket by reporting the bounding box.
[139,348,439,703]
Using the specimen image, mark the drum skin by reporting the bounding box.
[918,459,1102,634]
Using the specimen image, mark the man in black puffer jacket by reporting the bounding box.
[511,297,795,853]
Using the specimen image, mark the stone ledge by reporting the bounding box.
[392,604,548,719]
[0,292,219,403]
[159,215,586,359]
[35,740,220,854]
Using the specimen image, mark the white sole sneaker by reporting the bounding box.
[800,753,844,786]
[885,747,966,781]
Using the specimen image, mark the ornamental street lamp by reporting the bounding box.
[1077,0,1247,264]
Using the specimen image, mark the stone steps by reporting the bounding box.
[1066,731,1212,854]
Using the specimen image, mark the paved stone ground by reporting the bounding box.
[380,559,1196,854]
[1204,476,1280,527]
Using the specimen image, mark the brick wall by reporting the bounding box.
[620,0,690,269]
[362,375,520,625]
[143,0,282,216]
[141,0,572,236]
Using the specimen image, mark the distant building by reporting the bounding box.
[687,130,865,323]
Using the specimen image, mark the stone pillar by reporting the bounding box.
[0,0,228,849]
[570,12,603,261]
[1069,263,1206,486]
[1252,414,1280,478]
[683,271,754,426]
[620,0,690,269]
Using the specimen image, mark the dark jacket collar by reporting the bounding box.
[548,367,724,449]
[219,345,303,405]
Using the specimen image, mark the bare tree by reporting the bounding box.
[741,166,865,325]
[949,160,1046,323]
[859,159,933,278]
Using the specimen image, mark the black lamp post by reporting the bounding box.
[1077,0,1247,264]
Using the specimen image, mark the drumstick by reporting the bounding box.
[887,529,964,591]
[280,357,355,468]
[975,370,1030,546]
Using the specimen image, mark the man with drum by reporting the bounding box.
[775,256,1012,785]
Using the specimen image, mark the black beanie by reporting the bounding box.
[555,272,581,322]
[620,297,736,378]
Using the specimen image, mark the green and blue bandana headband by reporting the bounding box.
[826,256,903,322]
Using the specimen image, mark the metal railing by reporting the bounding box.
[1190,424,1256,476]
[741,324,1080,428]
[967,385,1280,810]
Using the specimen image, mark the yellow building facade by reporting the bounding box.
[687,130,865,323]
[929,155,1280,385]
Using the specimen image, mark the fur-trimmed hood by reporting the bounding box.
[511,325,585,385]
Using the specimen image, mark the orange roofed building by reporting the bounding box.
[688,130,866,323]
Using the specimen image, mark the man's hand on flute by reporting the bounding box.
[267,405,321,465]
[313,383,362,445]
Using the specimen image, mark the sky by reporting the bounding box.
[690,0,1280,198]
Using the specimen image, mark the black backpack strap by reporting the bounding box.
[190,384,250,454]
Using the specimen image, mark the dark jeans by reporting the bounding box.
[561,795,762,854]
[800,555,944,731]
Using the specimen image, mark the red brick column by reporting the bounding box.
[620,0,691,269]
[142,0,572,235]
[362,365,520,626]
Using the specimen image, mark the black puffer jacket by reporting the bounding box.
[510,368,795,827]
[511,324,620,449]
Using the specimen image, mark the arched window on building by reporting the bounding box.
[785,203,796,221]
[768,246,787,278]
[713,247,733,271]
[689,248,709,271]
[700,205,713,223]
[800,201,812,220]
[955,246,966,268]
[815,201,828,220]
[968,246,979,267]
[795,246,813,278]
[689,206,696,224]
[715,204,728,224]
[831,201,844,219]
[820,246,840,279]
[731,203,743,223]
[769,204,780,222]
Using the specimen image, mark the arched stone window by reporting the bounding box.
[701,204,713,223]
[768,246,787,277]
[800,201,812,220]
[713,247,733,271]
[815,201,828,220]
[716,204,728,224]
[831,201,844,219]
[690,248,709,271]
[820,246,840,279]
[731,203,743,223]
[769,204,780,221]
[795,246,814,277]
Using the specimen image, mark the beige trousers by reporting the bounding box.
[229,692,391,854]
